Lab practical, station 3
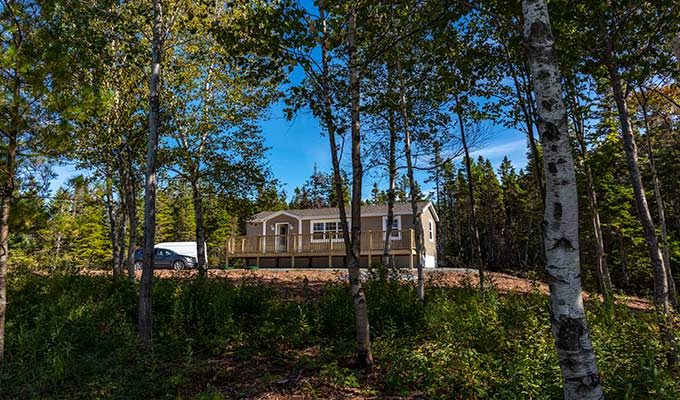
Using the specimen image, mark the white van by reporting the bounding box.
[155,241,208,265]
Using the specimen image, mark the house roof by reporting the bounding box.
[251,201,438,223]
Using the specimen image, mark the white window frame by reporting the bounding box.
[310,219,343,243]
[382,215,402,240]
[428,219,434,242]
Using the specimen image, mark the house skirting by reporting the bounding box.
[232,253,416,269]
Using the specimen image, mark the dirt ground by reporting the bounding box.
[85,267,652,311]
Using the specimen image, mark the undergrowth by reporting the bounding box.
[1,270,678,399]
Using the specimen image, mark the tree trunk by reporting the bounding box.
[395,52,424,301]
[347,5,373,369]
[192,178,208,276]
[584,161,613,303]
[433,144,445,267]
[320,1,372,369]
[503,41,545,203]
[602,29,677,362]
[382,105,397,267]
[522,1,604,398]
[570,95,613,305]
[456,110,485,290]
[138,0,163,347]
[125,167,138,279]
[105,176,122,280]
[636,88,677,308]
[117,206,127,275]
[488,202,495,266]
[0,126,16,371]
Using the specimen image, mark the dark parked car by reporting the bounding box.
[134,248,197,271]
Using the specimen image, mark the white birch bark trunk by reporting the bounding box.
[319,1,372,368]
[138,0,163,347]
[192,177,208,275]
[522,1,604,398]
[636,88,677,308]
[347,5,373,369]
[602,24,677,362]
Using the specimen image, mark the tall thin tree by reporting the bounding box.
[635,87,678,308]
[346,3,373,369]
[318,0,372,369]
[395,49,425,301]
[138,0,163,346]
[568,92,613,305]
[600,13,677,361]
[455,109,485,290]
[522,0,604,397]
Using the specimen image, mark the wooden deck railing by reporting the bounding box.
[226,229,415,257]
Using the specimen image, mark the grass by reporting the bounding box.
[1,269,678,399]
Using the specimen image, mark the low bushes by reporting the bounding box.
[1,270,678,398]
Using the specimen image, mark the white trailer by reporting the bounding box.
[155,241,208,265]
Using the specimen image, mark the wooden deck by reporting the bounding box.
[225,229,416,268]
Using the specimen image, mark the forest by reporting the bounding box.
[2,0,680,398]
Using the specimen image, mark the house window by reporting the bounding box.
[382,216,401,240]
[311,220,342,242]
[428,220,434,241]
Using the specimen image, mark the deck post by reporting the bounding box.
[328,233,333,268]
[225,238,230,269]
[409,229,414,270]
[291,234,295,268]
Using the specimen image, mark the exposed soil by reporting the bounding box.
[83,267,652,311]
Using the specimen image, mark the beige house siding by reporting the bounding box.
[237,202,438,269]
[420,206,437,267]
[246,222,261,237]
[265,214,300,235]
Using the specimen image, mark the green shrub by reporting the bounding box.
[2,271,679,399]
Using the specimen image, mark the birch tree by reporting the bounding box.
[521,0,604,397]
[138,0,163,346]
[633,87,678,307]
[597,9,678,361]
[289,0,373,369]
[346,2,373,369]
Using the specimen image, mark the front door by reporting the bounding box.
[276,224,288,252]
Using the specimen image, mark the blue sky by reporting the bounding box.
[52,103,529,200]
[259,100,529,199]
